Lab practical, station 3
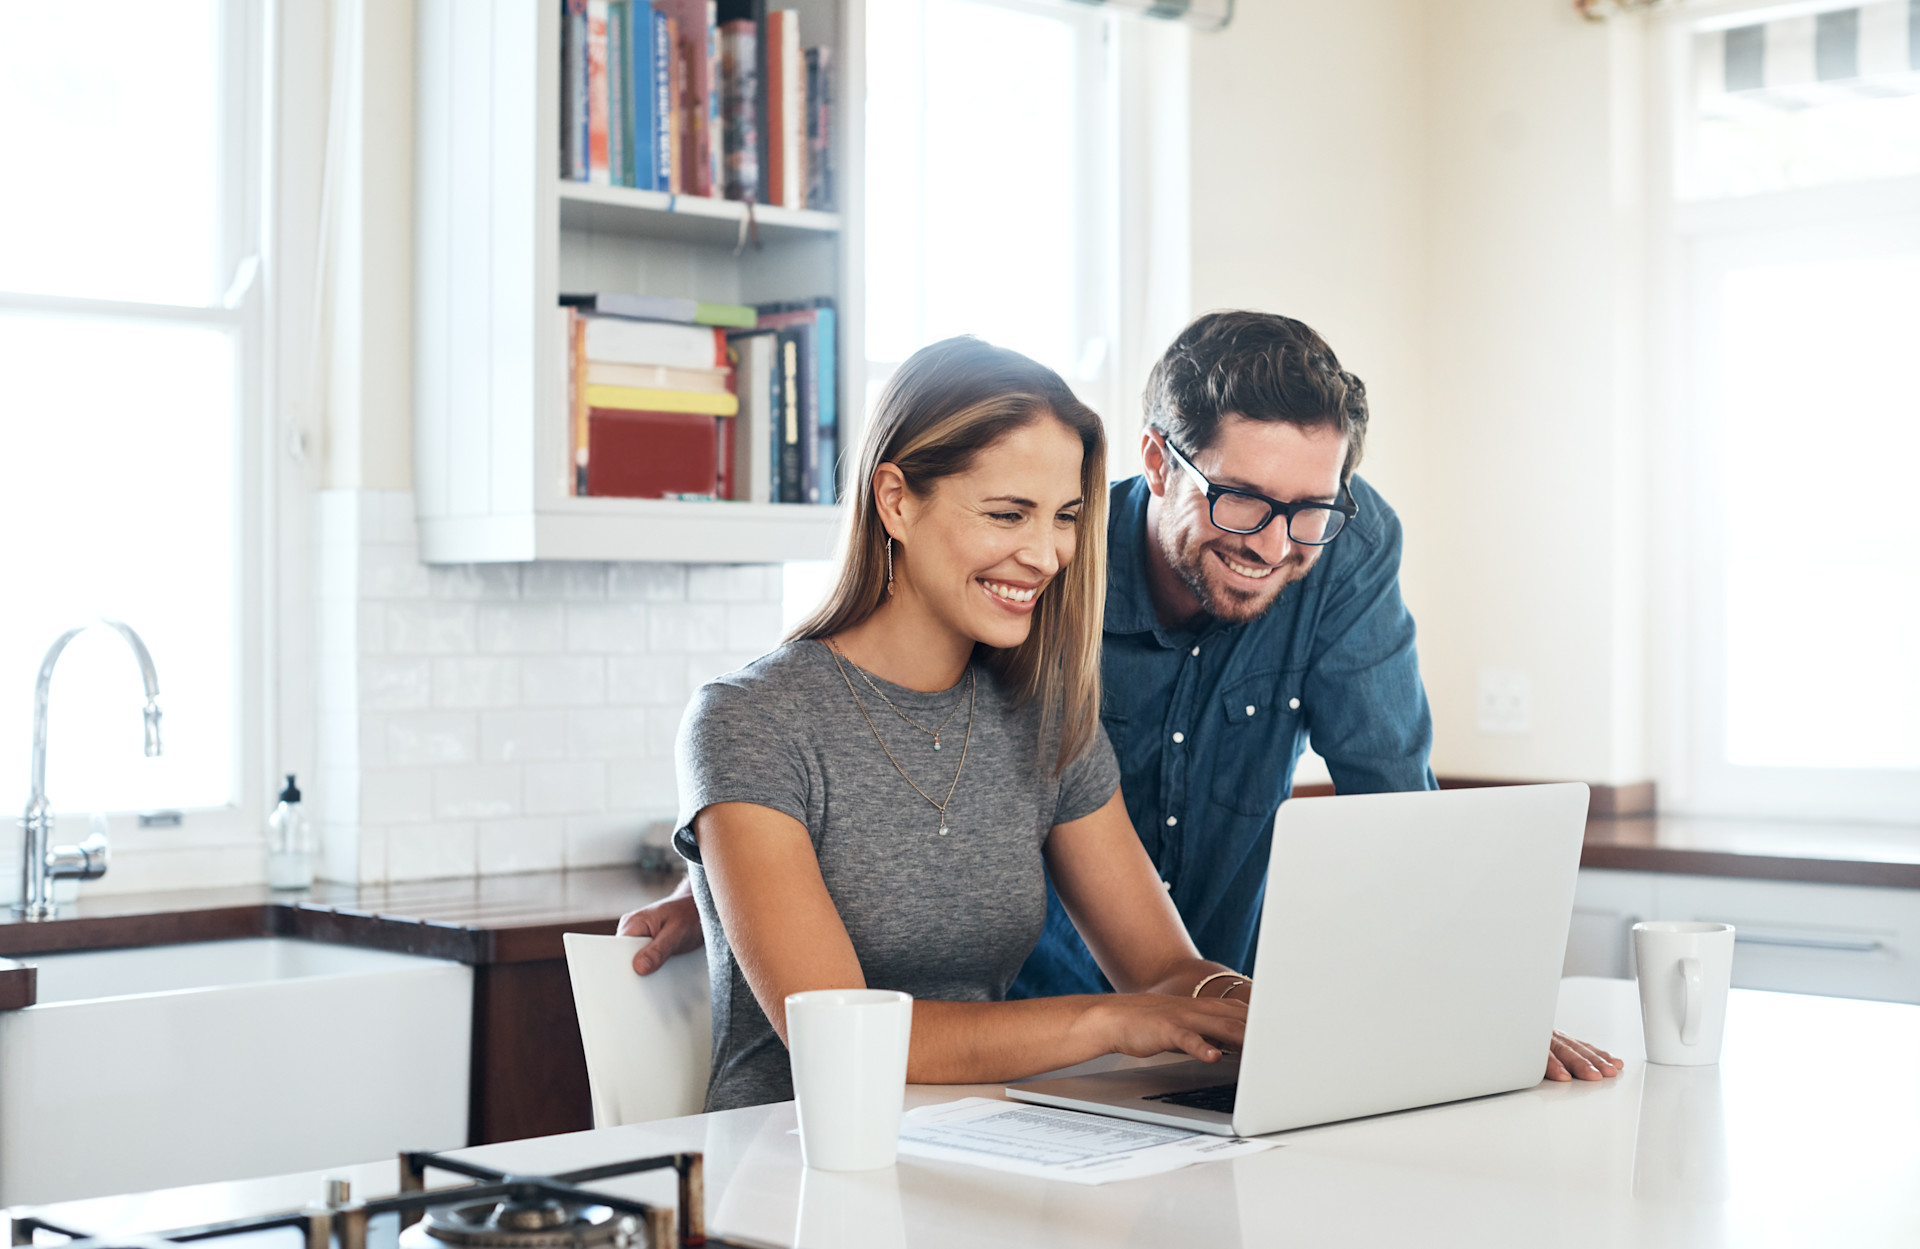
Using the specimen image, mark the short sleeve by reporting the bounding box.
[672,677,812,863]
[1051,718,1121,828]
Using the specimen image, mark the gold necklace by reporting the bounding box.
[839,647,968,750]
[824,639,975,837]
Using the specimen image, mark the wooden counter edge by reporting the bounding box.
[0,958,35,1010]
[1580,842,1920,889]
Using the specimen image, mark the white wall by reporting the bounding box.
[1188,0,1652,788]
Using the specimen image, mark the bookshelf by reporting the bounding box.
[414,0,862,564]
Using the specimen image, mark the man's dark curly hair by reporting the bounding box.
[1144,311,1369,482]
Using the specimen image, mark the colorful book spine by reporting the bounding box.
[665,16,684,193]
[805,46,833,211]
[586,0,611,185]
[607,1,628,188]
[651,7,673,191]
[719,20,759,202]
[777,330,803,502]
[563,0,589,180]
[764,11,802,209]
[706,2,723,197]
[630,2,657,189]
[585,409,721,498]
[570,309,590,495]
[583,384,739,416]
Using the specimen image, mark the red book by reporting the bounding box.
[584,409,719,498]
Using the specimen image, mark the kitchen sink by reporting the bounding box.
[0,937,472,1206]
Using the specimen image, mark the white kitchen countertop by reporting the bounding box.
[15,977,1920,1248]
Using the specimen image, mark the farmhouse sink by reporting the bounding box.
[0,938,471,1206]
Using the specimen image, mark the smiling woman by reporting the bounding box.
[662,337,1257,1112]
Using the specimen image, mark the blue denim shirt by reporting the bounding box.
[1010,474,1436,997]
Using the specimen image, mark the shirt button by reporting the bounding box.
[1166,816,1179,827]
[1289,697,1300,710]
[1245,705,1257,717]
[1162,879,1173,891]
[1190,646,1200,657]
[1172,731,1185,744]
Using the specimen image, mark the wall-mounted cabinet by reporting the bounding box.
[414,0,862,564]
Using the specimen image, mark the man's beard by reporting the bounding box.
[1164,535,1313,625]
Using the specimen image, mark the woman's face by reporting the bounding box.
[894,416,1086,652]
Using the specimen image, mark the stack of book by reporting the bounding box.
[563,294,836,504]
[561,0,835,212]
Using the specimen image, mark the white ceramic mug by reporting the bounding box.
[1632,921,1735,1066]
[786,988,913,1171]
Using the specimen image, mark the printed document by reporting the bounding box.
[896,1097,1277,1184]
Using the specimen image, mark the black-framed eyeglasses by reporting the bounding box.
[1160,435,1358,545]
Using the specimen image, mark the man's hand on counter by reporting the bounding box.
[1545,1030,1623,1082]
[617,878,705,974]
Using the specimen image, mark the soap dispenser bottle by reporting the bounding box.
[265,774,315,890]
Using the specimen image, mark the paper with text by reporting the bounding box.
[895,1097,1278,1184]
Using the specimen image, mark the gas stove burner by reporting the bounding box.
[421,1197,635,1249]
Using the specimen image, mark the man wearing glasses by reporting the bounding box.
[625,310,1623,1084]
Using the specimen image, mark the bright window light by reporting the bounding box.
[866,0,1108,388]
[0,314,238,812]
[0,0,224,306]
[1718,255,1920,770]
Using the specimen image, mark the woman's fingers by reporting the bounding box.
[617,893,706,974]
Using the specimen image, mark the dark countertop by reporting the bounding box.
[0,865,682,967]
[1581,814,1920,889]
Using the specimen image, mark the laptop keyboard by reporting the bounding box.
[1144,1082,1237,1114]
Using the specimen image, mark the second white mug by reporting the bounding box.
[786,988,914,1172]
[1632,921,1735,1066]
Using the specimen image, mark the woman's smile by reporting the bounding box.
[979,576,1043,612]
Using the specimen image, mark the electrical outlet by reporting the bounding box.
[1476,668,1531,735]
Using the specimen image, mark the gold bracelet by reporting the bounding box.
[1191,970,1250,999]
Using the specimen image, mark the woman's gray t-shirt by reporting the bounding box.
[673,639,1120,1112]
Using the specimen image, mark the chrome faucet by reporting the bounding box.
[16,619,163,920]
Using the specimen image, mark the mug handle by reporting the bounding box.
[1679,956,1703,1045]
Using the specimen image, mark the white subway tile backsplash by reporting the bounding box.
[566,603,651,653]
[648,603,730,653]
[566,708,649,759]
[432,657,521,708]
[608,755,678,812]
[360,658,433,710]
[688,565,772,603]
[317,489,782,885]
[386,711,477,767]
[387,822,478,881]
[480,709,569,762]
[523,561,608,600]
[360,768,434,824]
[608,563,686,602]
[478,602,565,653]
[387,602,478,654]
[432,765,521,819]
[606,655,689,705]
[521,656,606,706]
[524,761,608,814]
[430,563,522,601]
[478,817,566,874]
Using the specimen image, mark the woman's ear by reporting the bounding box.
[872,462,910,538]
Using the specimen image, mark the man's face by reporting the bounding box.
[1142,414,1349,625]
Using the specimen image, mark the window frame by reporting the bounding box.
[1655,4,1920,824]
[0,0,273,855]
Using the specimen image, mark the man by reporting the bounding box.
[625,311,1620,1083]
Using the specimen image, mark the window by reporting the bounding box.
[1668,1,1920,822]
[0,1,263,827]
[864,0,1122,430]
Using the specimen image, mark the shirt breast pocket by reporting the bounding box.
[1211,669,1306,817]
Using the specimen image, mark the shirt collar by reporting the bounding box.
[1105,476,1216,649]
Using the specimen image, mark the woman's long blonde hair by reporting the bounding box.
[789,337,1108,774]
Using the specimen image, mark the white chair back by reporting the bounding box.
[562,933,713,1127]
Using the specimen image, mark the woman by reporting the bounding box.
[672,337,1251,1111]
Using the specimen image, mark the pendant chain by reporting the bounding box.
[840,647,968,749]
[824,639,975,836]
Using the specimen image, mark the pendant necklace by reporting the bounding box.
[838,646,968,750]
[825,639,975,836]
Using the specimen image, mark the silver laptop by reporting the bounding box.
[1005,783,1590,1137]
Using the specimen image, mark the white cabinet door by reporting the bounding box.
[1565,869,1920,1004]
[1565,869,1658,979]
